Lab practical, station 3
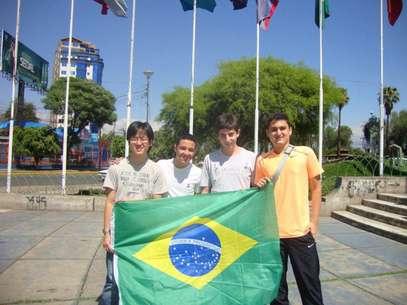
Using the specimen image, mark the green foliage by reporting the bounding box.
[389,110,407,153]
[1,102,39,122]
[159,57,344,157]
[149,127,175,161]
[323,125,352,154]
[111,135,125,158]
[42,77,116,148]
[13,127,61,166]
[381,86,400,116]
[363,114,379,153]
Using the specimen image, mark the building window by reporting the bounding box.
[61,71,67,75]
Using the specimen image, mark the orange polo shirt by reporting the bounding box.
[254,146,323,238]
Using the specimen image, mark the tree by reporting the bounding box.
[42,77,117,148]
[111,135,125,158]
[13,127,61,167]
[323,125,352,154]
[380,86,400,151]
[1,102,39,122]
[158,57,343,157]
[363,114,380,153]
[389,110,407,153]
[336,88,349,156]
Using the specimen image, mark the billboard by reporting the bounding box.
[0,30,49,92]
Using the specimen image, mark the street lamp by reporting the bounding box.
[143,69,153,122]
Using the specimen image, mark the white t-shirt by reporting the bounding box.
[200,147,256,193]
[103,158,168,201]
[157,158,202,197]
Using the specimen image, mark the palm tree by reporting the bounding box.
[381,86,400,152]
[336,88,349,156]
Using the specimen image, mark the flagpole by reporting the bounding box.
[379,0,384,175]
[6,0,21,193]
[61,0,75,195]
[125,0,136,157]
[254,22,260,154]
[188,0,197,135]
[318,0,324,165]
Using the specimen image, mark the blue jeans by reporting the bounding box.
[99,251,119,305]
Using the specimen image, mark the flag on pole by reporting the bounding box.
[387,0,403,25]
[257,0,280,30]
[113,183,282,305]
[231,0,248,10]
[180,0,217,12]
[315,0,330,28]
[94,0,127,17]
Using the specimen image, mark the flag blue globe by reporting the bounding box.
[169,224,221,277]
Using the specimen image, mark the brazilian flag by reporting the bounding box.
[113,183,282,305]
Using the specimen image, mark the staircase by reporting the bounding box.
[332,193,407,244]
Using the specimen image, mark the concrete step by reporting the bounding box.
[362,198,407,216]
[331,210,407,244]
[377,193,407,205]
[347,205,407,229]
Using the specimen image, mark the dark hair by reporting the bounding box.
[215,113,240,131]
[175,133,198,146]
[266,112,292,129]
[126,121,154,142]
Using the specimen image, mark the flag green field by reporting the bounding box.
[113,183,282,305]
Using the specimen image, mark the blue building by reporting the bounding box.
[51,37,104,129]
[53,37,103,86]
[50,37,108,168]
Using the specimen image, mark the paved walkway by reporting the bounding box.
[0,209,406,305]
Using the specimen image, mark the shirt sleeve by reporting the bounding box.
[306,147,324,179]
[254,155,268,185]
[152,165,168,195]
[103,165,118,191]
[199,155,211,188]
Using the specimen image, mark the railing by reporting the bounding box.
[322,152,407,195]
[0,170,104,195]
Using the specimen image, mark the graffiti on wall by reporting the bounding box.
[25,195,47,210]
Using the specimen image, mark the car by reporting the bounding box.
[97,169,108,182]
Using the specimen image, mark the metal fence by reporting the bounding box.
[0,171,104,195]
[322,153,407,194]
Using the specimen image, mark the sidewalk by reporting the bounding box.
[0,209,406,305]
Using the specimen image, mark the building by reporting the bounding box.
[48,37,109,169]
[51,37,104,127]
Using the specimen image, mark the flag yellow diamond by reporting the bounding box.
[134,216,257,289]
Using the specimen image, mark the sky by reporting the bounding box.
[0,0,406,147]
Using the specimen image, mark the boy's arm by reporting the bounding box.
[102,189,116,252]
[200,186,209,194]
[309,175,322,238]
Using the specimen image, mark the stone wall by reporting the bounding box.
[0,193,105,211]
[320,176,407,216]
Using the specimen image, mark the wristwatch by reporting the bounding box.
[102,228,110,235]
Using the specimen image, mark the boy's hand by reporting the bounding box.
[255,177,271,188]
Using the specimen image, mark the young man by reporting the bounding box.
[254,112,324,305]
[157,133,201,197]
[200,113,256,193]
[100,121,168,305]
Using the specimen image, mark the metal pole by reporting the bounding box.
[379,0,384,176]
[6,0,21,193]
[254,23,260,154]
[318,0,324,165]
[125,0,137,158]
[62,0,75,195]
[188,0,197,135]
